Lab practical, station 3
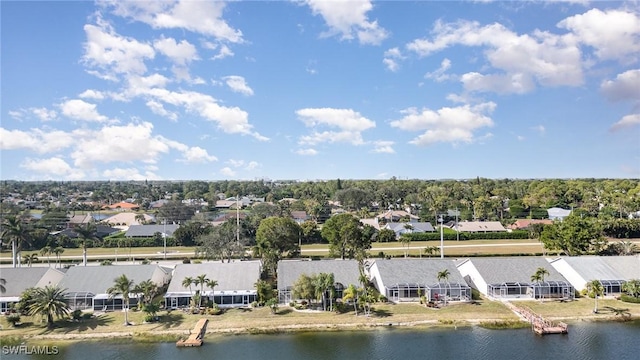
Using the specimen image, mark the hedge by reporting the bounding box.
[401,230,530,241]
[101,237,177,248]
[620,294,640,304]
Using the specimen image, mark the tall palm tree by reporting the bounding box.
[182,276,195,307]
[205,279,218,306]
[587,279,604,313]
[342,284,359,316]
[107,275,135,325]
[194,274,208,308]
[52,246,64,268]
[134,280,158,306]
[22,253,38,267]
[531,267,550,302]
[2,215,31,268]
[40,246,53,267]
[437,269,451,306]
[74,222,98,266]
[24,286,70,329]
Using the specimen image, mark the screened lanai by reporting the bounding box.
[531,281,575,300]
[427,282,471,302]
[600,280,626,295]
[92,293,140,312]
[65,292,95,311]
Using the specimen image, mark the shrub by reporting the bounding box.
[82,313,93,320]
[141,258,151,265]
[182,258,191,264]
[620,294,640,304]
[72,309,83,321]
[6,314,20,327]
[144,314,155,323]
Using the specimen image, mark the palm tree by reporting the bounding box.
[22,253,38,267]
[622,279,640,298]
[531,267,550,302]
[424,246,439,258]
[40,246,53,267]
[321,273,335,312]
[205,279,219,306]
[52,247,64,268]
[194,274,208,308]
[342,284,359,316]
[587,279,604,314]
[2,215,31,268]
[134,280,158,306]
[437,269,451,306]
[107,275,135,325]
[0,278,6,294]
[182,276,195,307]
[24,286,70,329]
[74,223,98,267]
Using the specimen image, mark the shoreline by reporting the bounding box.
[3,314,638,344]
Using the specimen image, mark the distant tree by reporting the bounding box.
[1,215,31,268]
[173,219,212,247]
[74,223,98,266]
[24,286,70,329]
[254,217,301,276]
[376,228,395,243]
[321,214,371,260]
[423,246,439,258]
[196,220,244,262]
[40,246,53,266]
[622,279,640,298]
[52,247,64,268]
[0,278,6,294]
[22,253,38,267]
[107,275,135,325]
[540,215,606,256]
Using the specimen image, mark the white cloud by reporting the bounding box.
[9,107,57,122]
[228,159,245,167]
[406,19,583,93]
[517,135,525,141]
[425,58,452,82]
[531,125,546,134]
[390,102,496,146]
[558,8,640,62]
[0,128,75,153]
[383,47,404,72]
[296,148,318,156]
[223,75,254,96]
[21,157,85,180]
[371,140,395,154]
[103,167,161,180]
[601,69,640,102]
[79,89,106,100]
[59,99,111,122]
[146,100,178,121]
[210,44,234,60]
[303,0,388,45]
[296,108,376,146]
[103,0,243,43]
[179,146,217,163]
[245,161,259,170]
[153,37,198,65]
[82,21,155,78]
[220,167,236,176]
[610,113,640,131]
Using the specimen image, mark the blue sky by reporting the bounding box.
[1,0,639,181]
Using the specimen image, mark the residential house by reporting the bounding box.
[377,210,419,223]
[547,207,572,221]
[0,267,65,313]
[165,261,261,309]
[449,221,506,232]
[57,264,171,311]
[277,259,361,304]
[103,213,154,228]
[508,219,553,230]
[291,211,310,224]
[67,213,94,228]
[103,202,140,211]
[359,218,381,230]
[367,259,471,303]
[548,256,640,296]
[52,225,121,240]
[457,257,573,301]
[125,224,180,238]
[383,222,435,238]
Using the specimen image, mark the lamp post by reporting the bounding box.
[439,215,444,259]
[163,219,167,260]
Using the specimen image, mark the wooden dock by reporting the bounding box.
[505,302,568,335]
[176,318,209,347]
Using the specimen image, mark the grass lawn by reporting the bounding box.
[517,297,640,320]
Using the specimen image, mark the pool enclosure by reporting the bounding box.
[65,291,95,311]
[386,282,471,302]
[487,281,574,300]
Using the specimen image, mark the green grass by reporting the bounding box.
[478,320,529,329]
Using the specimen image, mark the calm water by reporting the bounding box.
[4,321,639,360]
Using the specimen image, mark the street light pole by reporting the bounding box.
[439,215,444,259]
[163,219,167,260]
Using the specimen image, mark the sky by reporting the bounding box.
[1,0,639,181]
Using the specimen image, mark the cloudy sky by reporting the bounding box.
[1,0,639,181]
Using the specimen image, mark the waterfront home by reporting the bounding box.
[0,267,65,313]
[57,264,171,311]
[165,261,261,309]
[277,259,361,304]
[548,255,640,295]
[366,259,471,303]
[448,221,506,232]
[457,257,574,300]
